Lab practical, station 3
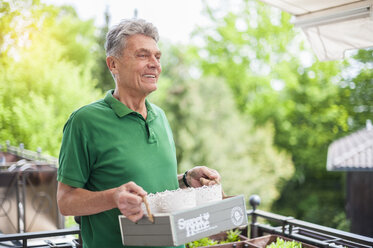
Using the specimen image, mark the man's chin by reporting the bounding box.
[145,85,158,96]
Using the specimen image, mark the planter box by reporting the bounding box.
[119,195,248,246]
[247,235,318,248]
[195,231,253,248]
[199,241,257,248]
[207,231,248,242]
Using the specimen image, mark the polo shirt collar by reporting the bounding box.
[104,90,133,117]
[104,90,158,121]
[145,100,157,122]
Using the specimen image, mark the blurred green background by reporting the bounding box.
[1,0,372,231]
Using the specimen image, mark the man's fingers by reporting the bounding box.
[126,209,144,223]
[203,168,220,181]
[125,181,147,196]
[193,166,219,181]
[118,196,143,211]
[122,205,143,215]
[118,196,144,217]
[187,166,221,187]
[200,177,217,186]
[200,178,206,186]
[117,192,143,208]
[196,166,220,183]
[115,182,147,216]
[126,194,143,205]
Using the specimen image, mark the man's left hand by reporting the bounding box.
[186,166,221,187]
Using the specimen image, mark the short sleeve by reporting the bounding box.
[57,111,91,188]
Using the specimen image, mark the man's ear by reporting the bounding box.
[106,56,118,75]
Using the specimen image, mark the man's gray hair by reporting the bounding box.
[105,18,159,58]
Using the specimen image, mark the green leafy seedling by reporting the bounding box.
[186,229,242,247]
[266,237,303,248]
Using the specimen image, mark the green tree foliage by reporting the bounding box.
[151,43,294,210]
[341,49,373,131]
[191,0,356,227]
[0,0,101,156]
[91,6,114,92]
[269,62,350,226]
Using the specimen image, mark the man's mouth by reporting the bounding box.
[144,74,156,78]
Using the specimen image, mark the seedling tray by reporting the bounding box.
[247,235,318,248]
[119,195,248,246]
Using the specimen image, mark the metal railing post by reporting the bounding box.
[249,194,261,239]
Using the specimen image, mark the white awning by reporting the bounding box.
[259,0,373,61]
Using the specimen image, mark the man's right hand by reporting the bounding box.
[113,181,147,223]
[57,181,147,223]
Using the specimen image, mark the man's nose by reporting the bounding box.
[148,55,161,69]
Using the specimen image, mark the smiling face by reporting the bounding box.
[109,34,162,98]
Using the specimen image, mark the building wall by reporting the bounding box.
[346,172,373,237]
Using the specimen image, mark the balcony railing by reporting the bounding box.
[0,227,80,248]
[1,197,372,247]
[247,195,373,248]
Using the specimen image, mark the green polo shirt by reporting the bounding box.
[58,90,183,248]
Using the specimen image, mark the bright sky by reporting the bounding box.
[42,0,207,44]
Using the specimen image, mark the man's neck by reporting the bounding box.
[113,88,147,119]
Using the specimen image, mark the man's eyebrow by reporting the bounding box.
[136,48,161,55]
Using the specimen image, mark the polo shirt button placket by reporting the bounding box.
[144,121,157,144]
[147,126,157,144]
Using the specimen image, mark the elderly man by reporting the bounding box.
[57,18,220,248]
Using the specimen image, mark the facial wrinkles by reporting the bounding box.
[113,35,162,95]
[116,56,157,94]
[134,52,161,81]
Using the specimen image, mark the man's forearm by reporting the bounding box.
[57,182,116,216]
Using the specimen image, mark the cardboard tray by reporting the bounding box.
[119,195,248,246]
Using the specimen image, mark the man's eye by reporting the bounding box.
[138,54,147,58]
